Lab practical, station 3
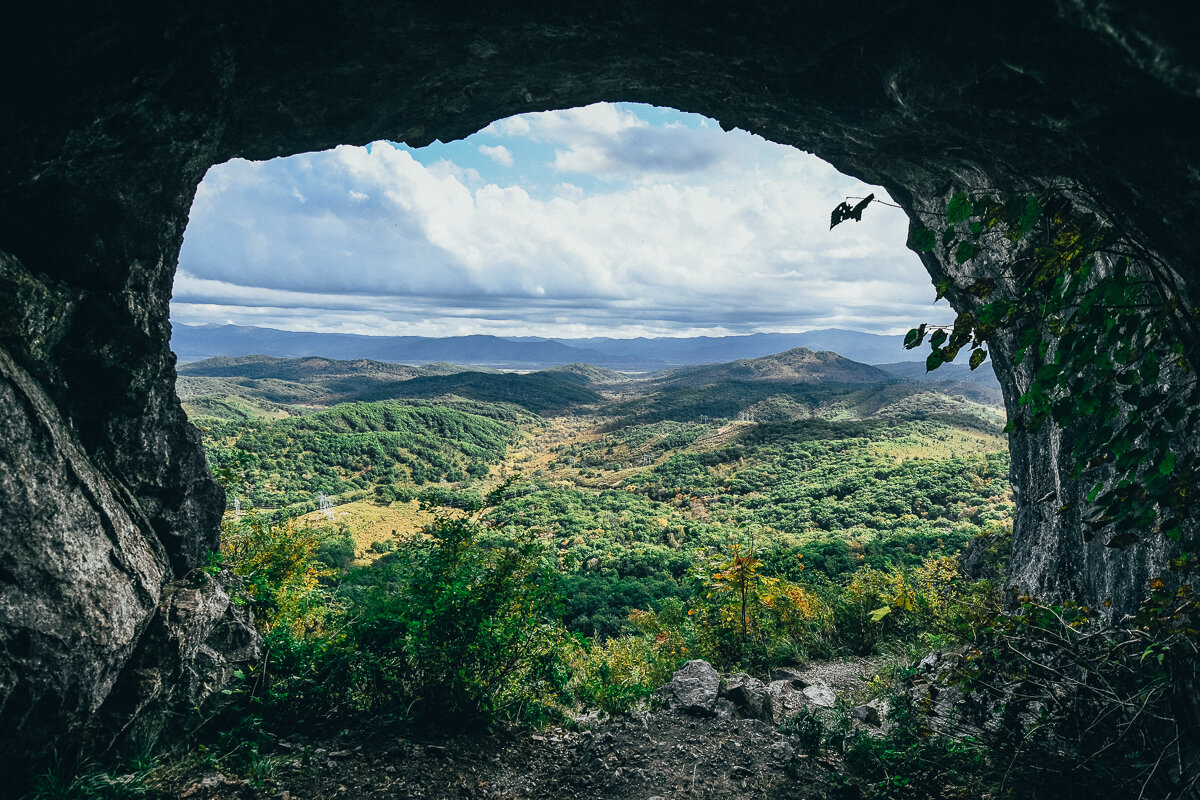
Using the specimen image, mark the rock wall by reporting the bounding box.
[1,0,1197,768]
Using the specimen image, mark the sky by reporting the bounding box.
[172,102,954,339]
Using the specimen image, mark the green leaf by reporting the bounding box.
[947,192,972,224]
[910,227,937,252]
[930,329,948,348]
[1016,195,1042,234]
[955,241,979,263]
[1159,452,1176,476]
[925,350,944,372]
[869,605,893,623]
[969,348,988,370]
[903,325,927,349]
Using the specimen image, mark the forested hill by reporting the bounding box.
[652,347,895,389]
[178,354,470,381]
[200,400,517,508]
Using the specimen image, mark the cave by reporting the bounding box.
[1,1,1197,774]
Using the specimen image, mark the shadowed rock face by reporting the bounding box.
[0,0,1197,773]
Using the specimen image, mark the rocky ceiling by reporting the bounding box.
[1,0,1197,774]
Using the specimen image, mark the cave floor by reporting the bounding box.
[170,708,838,800]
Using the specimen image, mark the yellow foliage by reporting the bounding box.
[222,516,338,637]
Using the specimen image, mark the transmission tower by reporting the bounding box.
[317,493,334,520]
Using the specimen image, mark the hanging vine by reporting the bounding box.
[835,190,1199,563]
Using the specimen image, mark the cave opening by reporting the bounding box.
[3,6,1197,792]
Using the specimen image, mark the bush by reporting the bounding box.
[353,517,569,726]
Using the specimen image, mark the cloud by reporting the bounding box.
[478,144,513,166]
[175,103,953,338]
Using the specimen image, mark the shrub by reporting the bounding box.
[354,517,569,726]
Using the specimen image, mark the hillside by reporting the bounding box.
[201,400,518,509]
[177,355,494,416]
[348,370,603,413]
[652,346,896,389]
[540,362,632,385]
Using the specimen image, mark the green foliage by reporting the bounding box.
[23,752,153,800]
[203,400,516,510]
[222,515,570,731]
[906,190,1199,556]
[352,517,568,726]
[839,586,1200,800]
[839,694,991,800]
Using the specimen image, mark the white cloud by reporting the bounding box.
[478,144,513,166]
[176,104,952,338]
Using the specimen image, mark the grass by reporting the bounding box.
[293,499,454,564]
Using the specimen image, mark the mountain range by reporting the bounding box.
[178,345,1003,422]
[172,323,986,373]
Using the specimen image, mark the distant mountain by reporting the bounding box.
[171,323,925,370]
[653,347,896,389]
[171,324,658,369]
[553,329,921,366]
[872,360,1000,388]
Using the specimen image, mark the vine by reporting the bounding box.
[834,190,1199,560]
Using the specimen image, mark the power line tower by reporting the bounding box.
[317,493,334,520]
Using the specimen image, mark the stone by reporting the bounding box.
[801,681,837,708]
[2,3,1198,778]
[721,673,772,722]
[712,699,738,720]
[768,739,796,765]
[919,652,943,673]
[766,679,809,725]
[663,660,721,715]
[850,704,882,727]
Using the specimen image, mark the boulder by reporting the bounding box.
[801,681,837,708]
[662,660,720,715]
[766,679,809,725]
[850,703,882,727]
[712,699,738,720]
[721,673,772,722]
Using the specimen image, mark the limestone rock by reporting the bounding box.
[87,570,260,754]
[766,679,809,725]
[801,681,837,708]
[721,673,772,722]
[850,704,882,727]
[662,660,720,715]
[769,667,808,685]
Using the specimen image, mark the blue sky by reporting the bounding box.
[172,103,953,339]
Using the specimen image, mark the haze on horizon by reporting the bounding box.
[171,103,955,341]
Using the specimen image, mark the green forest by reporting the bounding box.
[50,334,1191,800]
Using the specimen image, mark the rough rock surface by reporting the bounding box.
[721,673,773,723]
[2,1,1199,767]
[662,660,721,715]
